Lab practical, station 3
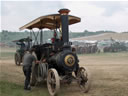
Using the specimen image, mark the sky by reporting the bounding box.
[1,0,128,32]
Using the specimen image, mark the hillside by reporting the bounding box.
[0,30,128,47]
[73,33,128,40]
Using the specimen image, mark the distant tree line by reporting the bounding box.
[69,30,117,38]
[0,30,128,47]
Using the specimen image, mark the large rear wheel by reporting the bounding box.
[47,68,60,96]
[77,67,91,93]
[15,53,21,66]
[31,62,37,86]
[31,52,38,86]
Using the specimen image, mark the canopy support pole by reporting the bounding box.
[40,29,43,44]
[40,20,43,45]
[30,29,32,48]
[32,29,39,45]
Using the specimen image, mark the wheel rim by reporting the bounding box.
[17,55,20,65]
[47,69,60,96]
[77,67,91,93]
[15,54,18,65]
[15,54,20,65]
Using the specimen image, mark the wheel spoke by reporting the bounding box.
[77,67,91,93]
[47,68,60,96]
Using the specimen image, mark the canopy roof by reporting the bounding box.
[19,14,81,30]
[12,38,32,42]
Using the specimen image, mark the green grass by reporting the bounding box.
[0,81,50,96]
[0,52,15,59]
[0,80,68,96]
[0,81,24,96]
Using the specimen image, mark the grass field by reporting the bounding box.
[0,47,128,96]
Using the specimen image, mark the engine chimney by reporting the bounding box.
[58,9,70,44]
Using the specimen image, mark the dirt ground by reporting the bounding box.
[0,48,128,96]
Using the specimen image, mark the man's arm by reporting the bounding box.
[16,42,22,45]
[35,60,40,64]
[32,55,40,64]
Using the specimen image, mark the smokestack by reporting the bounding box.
[58,9,70,44]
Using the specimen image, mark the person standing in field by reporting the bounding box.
[22,48,39,90]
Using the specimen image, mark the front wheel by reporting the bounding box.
[47,68,60,96]
[77,67,91,93]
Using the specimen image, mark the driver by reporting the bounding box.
[16,41,25,50]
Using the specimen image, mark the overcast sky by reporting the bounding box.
[1,1,128,32]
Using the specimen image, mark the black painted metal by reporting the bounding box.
[40,29,43,44]
[32,30,39,45]
[60,15,69,44]
[30,30,32,48]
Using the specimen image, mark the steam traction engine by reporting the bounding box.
[20,9,91,96]
[13,37,32,66]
